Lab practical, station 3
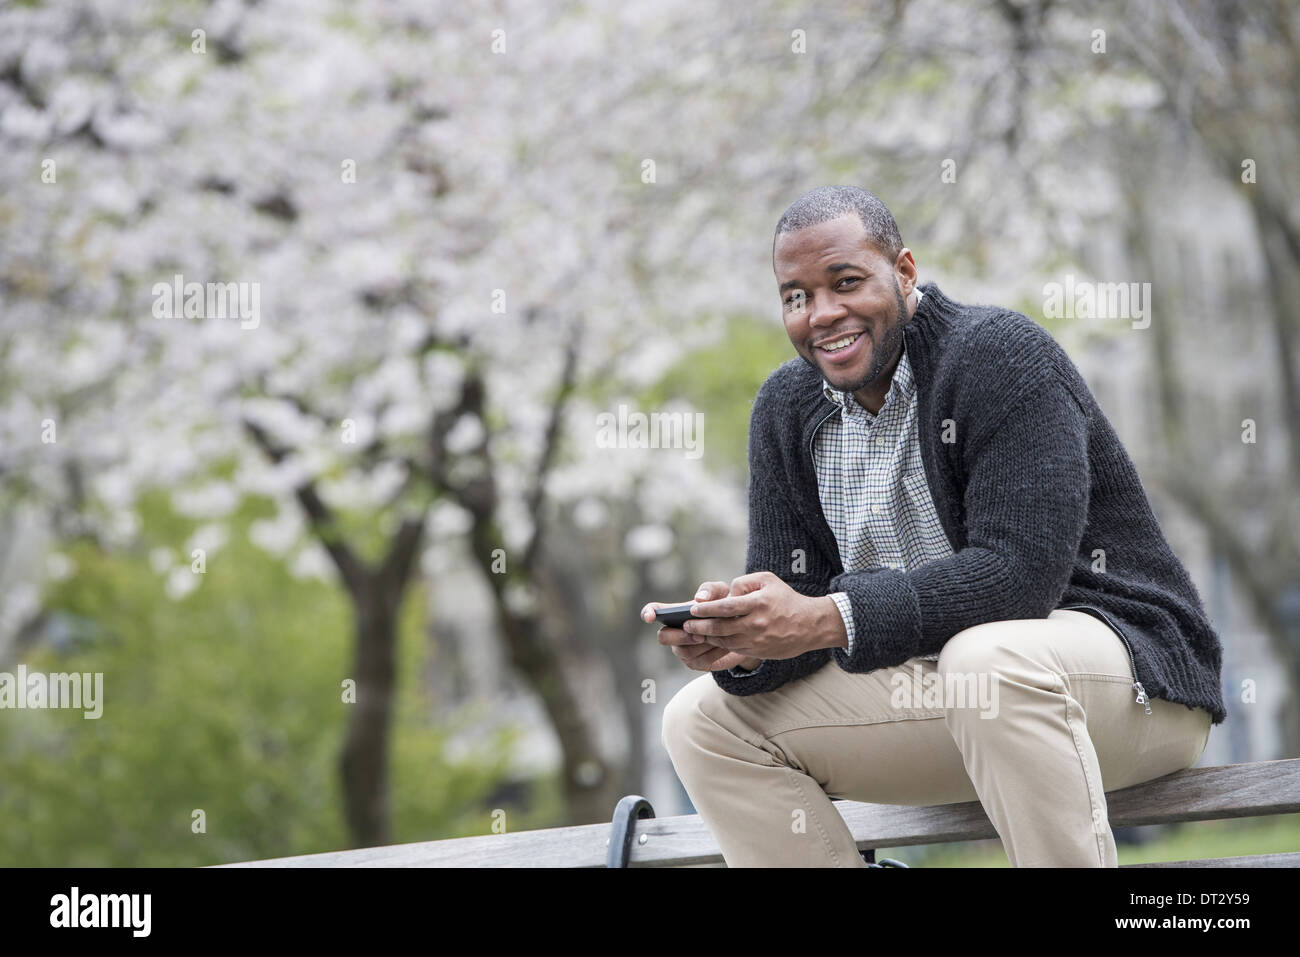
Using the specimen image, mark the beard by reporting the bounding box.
[799,277,908,393]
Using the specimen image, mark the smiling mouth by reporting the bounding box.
[815,332,866,364]
[818,333,861,353]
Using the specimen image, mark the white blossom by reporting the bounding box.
[164,566,200,601]
[624,524,674,561]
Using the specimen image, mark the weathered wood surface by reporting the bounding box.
[218,759,1300,868]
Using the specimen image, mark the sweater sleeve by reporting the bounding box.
[828,368,1090,672]
[711,381,833,696]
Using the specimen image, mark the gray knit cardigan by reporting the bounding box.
[715,281,1227,726]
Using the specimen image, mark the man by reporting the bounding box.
[642,185,1225,867]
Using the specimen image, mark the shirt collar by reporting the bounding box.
[820,288,921,413]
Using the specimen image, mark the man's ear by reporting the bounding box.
[894,248,918,295]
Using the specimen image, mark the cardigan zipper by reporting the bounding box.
[808,405,847,571]
[808,406,839,462]
[1059,604,1151,715]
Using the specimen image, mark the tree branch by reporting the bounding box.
[242,417,367,594]
[521,331,582,574]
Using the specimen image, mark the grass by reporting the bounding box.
[872,813,1300,867]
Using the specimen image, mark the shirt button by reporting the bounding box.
[875,437,886,447]
[871,503,882,514]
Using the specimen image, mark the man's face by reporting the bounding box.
[773,214,916,406]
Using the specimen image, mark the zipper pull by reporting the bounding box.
[1133,681,1152,716]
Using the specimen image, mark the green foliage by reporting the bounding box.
[0,493,517,866]
[879,814,1300,867]
[636,313,795,474]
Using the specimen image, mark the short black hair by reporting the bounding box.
[773,185,904,264]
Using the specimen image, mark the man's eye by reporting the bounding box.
[784,293,806,307]
[838,277,860,288]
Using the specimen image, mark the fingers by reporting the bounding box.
[673,640,724,667]
[711,651,758,672]
[727,571,774,596]
[681,616,744,639]
[692,579,747,620]
[687,595,752,623]
[693,581,730,602]
[661,625,752,660]
[642,580,732,623]
[639,601,665,624]
[686,572,772,618]
[659,625,741,649]
[641,581,727,623]
[657,620,753,671]
[673,642,746,671]
[657,625,701,647]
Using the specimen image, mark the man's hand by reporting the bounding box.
[641,582,763,673]
[682,571,846,660]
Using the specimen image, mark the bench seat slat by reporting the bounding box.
[218,759,1300,868]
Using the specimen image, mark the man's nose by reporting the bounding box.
[808,291,847,327]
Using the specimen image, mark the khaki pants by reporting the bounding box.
[661,609,1213,867]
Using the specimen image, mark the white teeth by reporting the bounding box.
[821,334,860,352]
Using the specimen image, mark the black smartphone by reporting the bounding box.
[653,601,701,628]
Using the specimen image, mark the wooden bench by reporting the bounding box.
[221,759,1300,867]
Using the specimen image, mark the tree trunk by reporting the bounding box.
[497,607,621,824]
[535,530,648,807]
[340,583,398,847]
